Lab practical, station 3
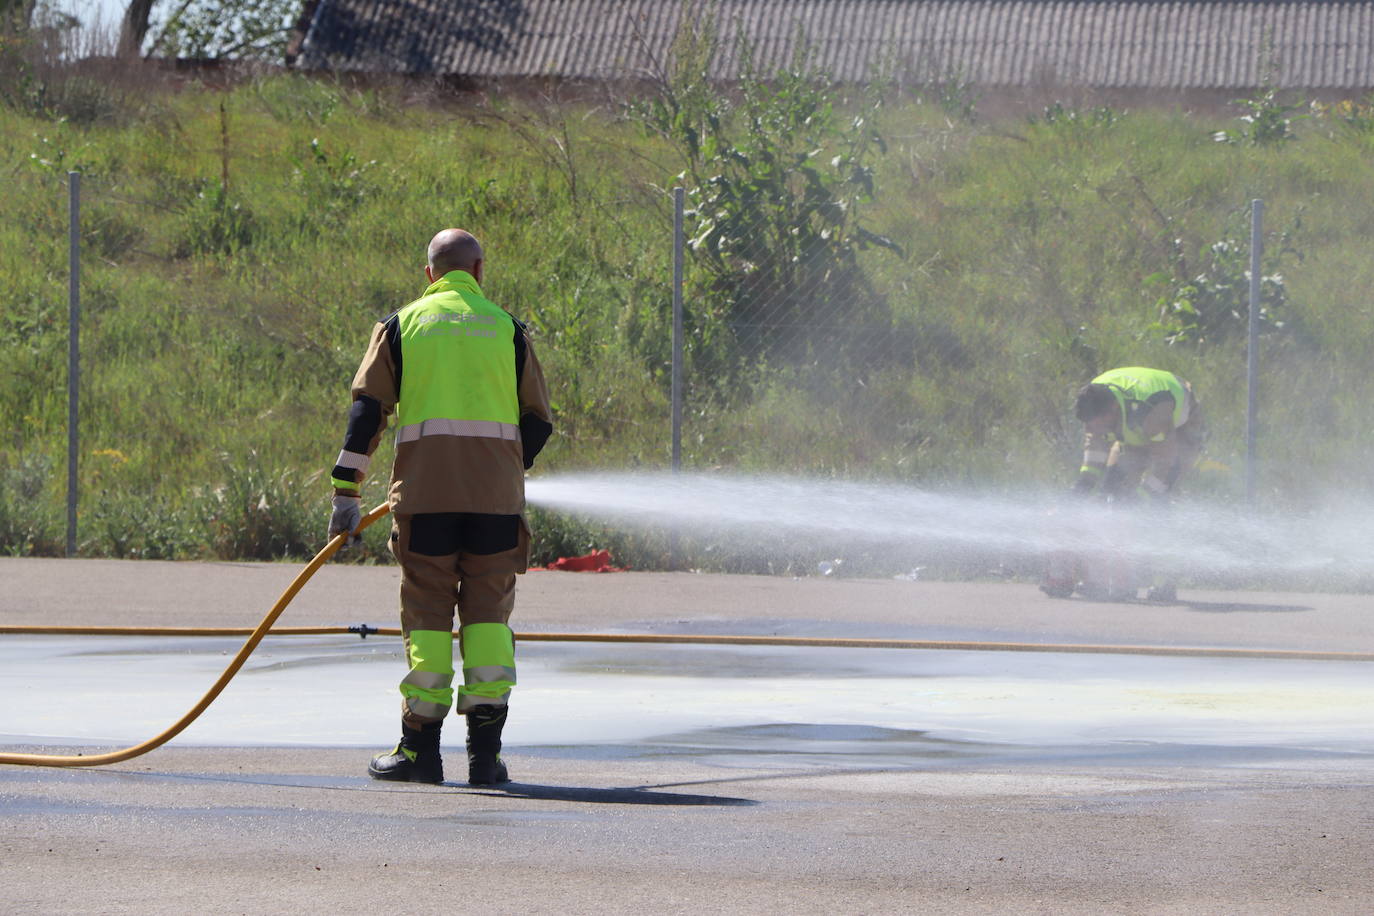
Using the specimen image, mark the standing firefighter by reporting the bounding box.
[327,228,553,785]
[1043,366,1205,601]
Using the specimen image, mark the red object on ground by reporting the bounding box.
[544,549,624,572]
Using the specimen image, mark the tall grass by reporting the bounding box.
[2,62,1373,581]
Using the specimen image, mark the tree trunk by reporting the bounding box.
[118,0,157,58]
[0,0,38,35]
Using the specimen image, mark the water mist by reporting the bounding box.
[527,471,1374,584]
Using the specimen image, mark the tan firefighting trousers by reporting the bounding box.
[389,512,530,729]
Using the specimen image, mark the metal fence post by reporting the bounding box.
[67,171,81,557]
[669,188,685,570]
[672,187,684,473]
[1246,199,1262,505]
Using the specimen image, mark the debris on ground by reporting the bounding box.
[543,550,625,572]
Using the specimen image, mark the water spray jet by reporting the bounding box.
[526,471,1374,584]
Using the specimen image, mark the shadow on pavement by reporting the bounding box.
[472,781,756,806]
[1079,596,1315,612]
[72,768,756,806]
[1180,600,1313,613]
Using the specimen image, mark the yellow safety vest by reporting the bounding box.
[394,271,519,445]
[1092,367,1188,447]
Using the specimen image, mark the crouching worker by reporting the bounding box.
[1042,366,1205,602]
[327,228,553,785]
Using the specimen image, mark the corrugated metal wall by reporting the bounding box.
[295,0,1374,89]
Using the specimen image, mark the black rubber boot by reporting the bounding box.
[465,704,510,786]
[368,721,443,784]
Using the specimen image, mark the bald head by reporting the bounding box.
[426,228,484,279]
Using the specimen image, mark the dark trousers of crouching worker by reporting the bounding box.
[389,512,528,730]
[1098,404,1207,596]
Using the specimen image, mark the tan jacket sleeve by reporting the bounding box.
[351,321,399,410]
[330,321,398,495]
[518,332,553,423]
[516,329,554,468]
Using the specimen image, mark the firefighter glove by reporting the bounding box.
[328,493,362,547]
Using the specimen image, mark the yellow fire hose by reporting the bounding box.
[3,627,1372,662]
[3,499,1372,768]
[0,502,392,768]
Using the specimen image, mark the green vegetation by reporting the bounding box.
[3,56,1374,580]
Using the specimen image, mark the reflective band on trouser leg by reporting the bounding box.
[457,623,516,711]
[401,629,455,721]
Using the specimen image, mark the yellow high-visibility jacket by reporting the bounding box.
[330,270,553,516]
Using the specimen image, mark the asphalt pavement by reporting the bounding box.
[2,558,1372,914]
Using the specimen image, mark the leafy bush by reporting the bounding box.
[24,131,96,176]
[926,66,979,122]
[195,451,318,560]
[1311,96,1374,135]
[634,22,901,392]
[1029,101,1121,128]
[1148,209,1303,346]
[1214,86,1305,146]
[177,182,257,256]
[84,497,201,559]
[0,452,63,556]
[289,137,378,222]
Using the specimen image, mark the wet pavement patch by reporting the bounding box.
[3,636,1373,765]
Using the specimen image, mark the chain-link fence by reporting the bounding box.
[667,188,933,473]
[0,160,391,562]
[665,182,1270,488]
